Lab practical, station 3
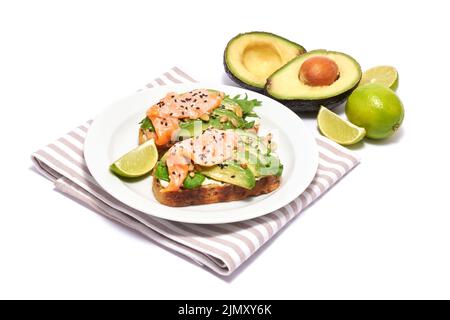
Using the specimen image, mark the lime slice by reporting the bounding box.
[110,139,158,178]
[359,66,399,91]
[318,106,366,145]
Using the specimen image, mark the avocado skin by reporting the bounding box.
[223,31,306,93]
[267,81,360,113]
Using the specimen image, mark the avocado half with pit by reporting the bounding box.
[265,50,362,112]
[224,32,306,92]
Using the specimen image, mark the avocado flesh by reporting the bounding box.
[266,50,362,112]
[199,161,256,190]
[224,32,306,92]
[183,172,206,189]
[234,147,281,178]
[232,132,281,178]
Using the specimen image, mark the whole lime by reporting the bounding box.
[345,84,404,139]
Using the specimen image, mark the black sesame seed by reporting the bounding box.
[231,175,235,179]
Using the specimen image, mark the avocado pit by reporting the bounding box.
[299,56,340,87]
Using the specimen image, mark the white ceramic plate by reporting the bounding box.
[84,83,318,224]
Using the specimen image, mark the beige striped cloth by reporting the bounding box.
[31,67,360,276]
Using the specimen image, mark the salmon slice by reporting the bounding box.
[146,89,224,146]
[163,155,189,192]
[148,116,179,146]
[161,129,239,193]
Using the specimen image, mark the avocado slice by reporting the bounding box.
[199,161,256,190]
[234,146,281,178]
[265,50,362,112]
[154,161,169,182]
[257,154,282,176]
[224,32,306,92]
[183,172,206,189]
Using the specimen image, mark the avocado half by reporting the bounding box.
[265,50,362,112]
[224,32,306,92]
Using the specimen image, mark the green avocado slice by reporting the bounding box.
[199,161,256,190]
[265,50,362,112]
[154,161,169,182]
[183,172,206,189]
[224,32,306,92]
[234,146,281,178]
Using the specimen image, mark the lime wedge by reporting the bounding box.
[359,66,399,91]
[318,106,366,145]
[110,139,158,178]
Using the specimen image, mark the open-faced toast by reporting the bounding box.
[134,89,281,207]
[151,128,283,207]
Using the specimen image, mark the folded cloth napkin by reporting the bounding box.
[31,67,360,276]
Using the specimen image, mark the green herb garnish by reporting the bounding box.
[223,94,262,115]
[139,117,154,131]
[242,121,255,129]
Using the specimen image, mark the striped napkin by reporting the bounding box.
[31,67,360,276]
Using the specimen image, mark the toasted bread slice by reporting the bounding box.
[152,175,281,207]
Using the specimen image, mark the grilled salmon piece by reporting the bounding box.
[145,89,223,146]
[162,129,238,193]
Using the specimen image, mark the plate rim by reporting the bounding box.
[84,83,318,224]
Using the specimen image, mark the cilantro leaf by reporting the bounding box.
[139,117,154,131]
[223,94,262,115]
[242,120,255,129]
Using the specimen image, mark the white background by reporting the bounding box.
[1,0,449,299]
